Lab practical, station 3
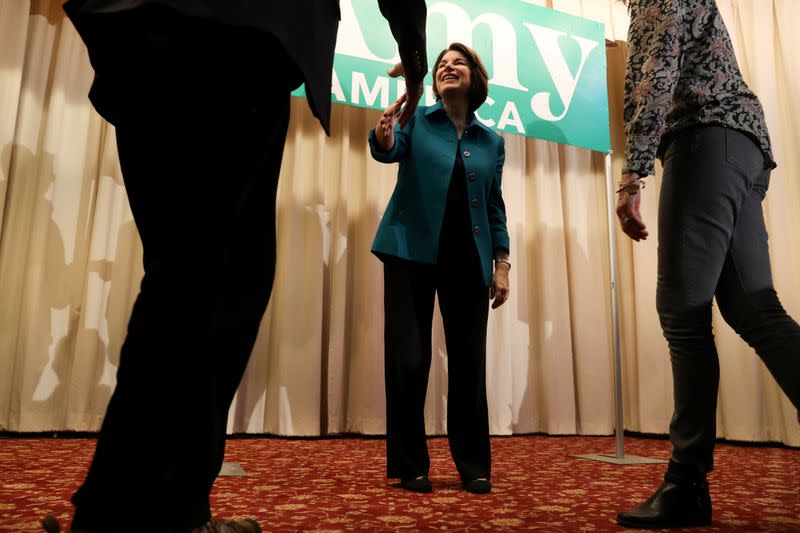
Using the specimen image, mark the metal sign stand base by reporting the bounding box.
[576,452,667,465]
[219,462,247,476]
[574,152,664,466]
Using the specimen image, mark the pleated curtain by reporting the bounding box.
[0,0,798,446]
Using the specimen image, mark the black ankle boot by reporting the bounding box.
[617,461,712,528]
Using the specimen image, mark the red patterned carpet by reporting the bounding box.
[1,435,798,532]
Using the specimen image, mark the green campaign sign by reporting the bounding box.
[293,0,610,153]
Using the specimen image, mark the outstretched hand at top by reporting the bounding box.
[388,62,424,129]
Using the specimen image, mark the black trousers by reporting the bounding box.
[657,126,800,473]
[383,256,490,482]
[70,8,296,532]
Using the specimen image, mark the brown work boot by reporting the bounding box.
[192,518,262,533]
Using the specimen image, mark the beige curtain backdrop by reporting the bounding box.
[1,0,798,445]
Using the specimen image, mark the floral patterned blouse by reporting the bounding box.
[623,0,775,176]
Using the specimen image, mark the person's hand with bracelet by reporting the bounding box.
[491,251,510,309]
[616,170,649,242]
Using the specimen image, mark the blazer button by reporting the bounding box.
[473,225,480,234]
[468,172,476,181]
[471,198,478,208]
[463,150,471,157]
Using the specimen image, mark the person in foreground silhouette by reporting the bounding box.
[43,1,427,532]
[615,0,800,528]
[369,43,510,496]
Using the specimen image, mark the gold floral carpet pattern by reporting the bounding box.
[0,435,798,532]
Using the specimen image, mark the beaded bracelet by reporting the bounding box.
[616,179,646,195]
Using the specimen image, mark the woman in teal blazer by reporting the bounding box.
[369,43,510,495]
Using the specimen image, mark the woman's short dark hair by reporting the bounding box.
[431,43,489,113]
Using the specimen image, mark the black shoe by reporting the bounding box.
[41,516,87,533]
[42,515,261,533]
[192,518,262,533]
[41,517,63,533]
[617,473,711,528]
[397,475,433,493]
[463,478,491,494]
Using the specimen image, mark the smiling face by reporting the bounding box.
[435,50,472,100]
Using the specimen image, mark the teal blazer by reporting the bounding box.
[368,102,510,287]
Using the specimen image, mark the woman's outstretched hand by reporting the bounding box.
[374,92,407,152]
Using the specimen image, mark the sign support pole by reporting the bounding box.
[575,151,666,465]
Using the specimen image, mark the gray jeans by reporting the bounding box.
[657,126,800,472]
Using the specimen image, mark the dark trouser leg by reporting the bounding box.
[657,126,798,474]
[70,11,293,532]
[715,177,800,410]
[383,258,436,479]
[437,257,490,482]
